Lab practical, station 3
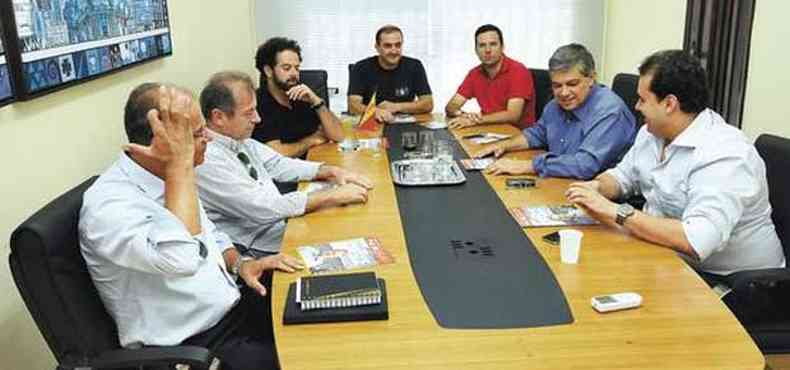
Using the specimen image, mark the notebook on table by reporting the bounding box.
[283,278,389,325]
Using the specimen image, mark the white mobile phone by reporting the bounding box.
[591,292,642,313]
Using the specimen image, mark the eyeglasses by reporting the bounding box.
[236,152,258,180]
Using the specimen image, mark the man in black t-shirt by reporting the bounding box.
[348,25,433,123]
[253,37,344,158]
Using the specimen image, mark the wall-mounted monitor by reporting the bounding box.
[0,0,172,101]
[0,17,13,106]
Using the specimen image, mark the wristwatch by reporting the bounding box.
[231,255,255,276]
[615,203,636,226]
[310,99,326,111]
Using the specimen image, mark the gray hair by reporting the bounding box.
[200,70,255,121]
[548,43,596,78]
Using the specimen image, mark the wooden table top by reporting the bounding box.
[272,115,764,370]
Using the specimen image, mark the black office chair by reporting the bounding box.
[530,68,552,120]
[9,176,215,370]
[300,69,330,111]
[611,73,644,127]
[721,134,790,353]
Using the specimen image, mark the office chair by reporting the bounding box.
[530,68,552,120]
[611,73,644,127]
[300,69,330,111]
[722,134,790,353]
[9,176,215,370]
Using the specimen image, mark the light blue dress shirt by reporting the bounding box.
[79,154,240,348]
[608,109,785,275]
[523,84,636,179]
[196,131,321,253]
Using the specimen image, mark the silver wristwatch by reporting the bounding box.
[231,256,255,276]
[615,203,636,225]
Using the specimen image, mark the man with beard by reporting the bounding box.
[253,37,344,158]
[445,24,536,130]
[348,24,433,123]
[476,44,636,180]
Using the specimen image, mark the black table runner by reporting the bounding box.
[385,124,573,329]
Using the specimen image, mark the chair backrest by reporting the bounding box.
[611,73,644,127]
[531,68,552,120]
[8,176,121,366]
[756,134,790,257]
[300,69,330,110]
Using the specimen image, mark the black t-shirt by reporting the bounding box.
[348,56,432,105]
[252,85,321,144]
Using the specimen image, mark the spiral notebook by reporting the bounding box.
[284,279,389,325]
[296,271,381,310]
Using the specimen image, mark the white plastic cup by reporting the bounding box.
[559,229,583,264]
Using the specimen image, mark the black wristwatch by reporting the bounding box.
[615,203,636,225]
[311,99,326,111]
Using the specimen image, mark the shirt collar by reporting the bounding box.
[565,84,603,122]
[669,108,717,149]
[118,152,166,199]
[207,129,244,152]
[477,55,512,80]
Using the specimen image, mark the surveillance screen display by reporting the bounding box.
[11,0,172,96]
[0,18,12,102]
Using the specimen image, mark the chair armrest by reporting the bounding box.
[724,268,790,325]
[91,345,214,370]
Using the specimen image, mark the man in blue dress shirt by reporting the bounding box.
[477,43,636,180]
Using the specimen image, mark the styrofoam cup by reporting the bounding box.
[559,229,583,264]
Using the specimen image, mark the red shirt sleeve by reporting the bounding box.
[508,64,534,102]
[456,69,477,99]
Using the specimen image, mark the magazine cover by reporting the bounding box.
[298,237,395,274]
[509,205,599,227]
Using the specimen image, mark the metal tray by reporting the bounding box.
[391,159,466,186]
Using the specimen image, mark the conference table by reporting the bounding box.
[271,114,764,370]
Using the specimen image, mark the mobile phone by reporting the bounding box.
[591,292,642,313]
[505,178,536,189]
[542,231,560,245]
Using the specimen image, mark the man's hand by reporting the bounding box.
[124,86,196,170]
[304,131,328,148]
[377,100,400,113]
[448,112,482,129]
[327,167,374,189]
[483,158,533,176]
[375,108,395,123]
[474,143,508,158]
[331,183,369,205]
[565,181,617,226]
[286,84,321,105]
[239,254,305,296]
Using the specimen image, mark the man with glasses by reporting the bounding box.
[79,83,303,370]
[476,43,637,180]
[196,71,373,259]
[253,37,344,158]
[348,24,433,123]
[445,24,536,130]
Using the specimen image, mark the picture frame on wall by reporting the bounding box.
[0,0,173,101]
[0,16,14,106]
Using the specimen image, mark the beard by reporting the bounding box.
[274,74,299,91]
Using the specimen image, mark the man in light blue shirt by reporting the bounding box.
[566,50,784,277]
[79,83,303,370]
[478,43,636,180]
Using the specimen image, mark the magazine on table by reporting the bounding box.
[509,204,600,227]
[297,237,395,274]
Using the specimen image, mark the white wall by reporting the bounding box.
[0,2,258,369]
[742,0,790,139]
[601,0,686,84]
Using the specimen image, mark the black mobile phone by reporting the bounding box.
[506,178,536,188]
[542,231,560,245]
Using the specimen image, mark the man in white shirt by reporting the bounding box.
[196,71,373,258]
[79,83,303,370]
[566,50,785,280]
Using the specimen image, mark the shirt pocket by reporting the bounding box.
[652,182,689,219]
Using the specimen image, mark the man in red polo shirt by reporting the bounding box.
[445,24,536,130]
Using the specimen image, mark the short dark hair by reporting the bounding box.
[638,50,709,114]
[254,37,302,74]
[548,43,596,78]
[375,25,403,45]
[200,71,255,121]
[124,82,162,145]
[474,24,503,46]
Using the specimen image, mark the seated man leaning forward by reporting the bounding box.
[197,71,373,258]
[445,24,536,130]
[566,50,785,280]
[79,83,304,370]
[252,37,344,158]
[348,24,434,123]
[478,43,636,180]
